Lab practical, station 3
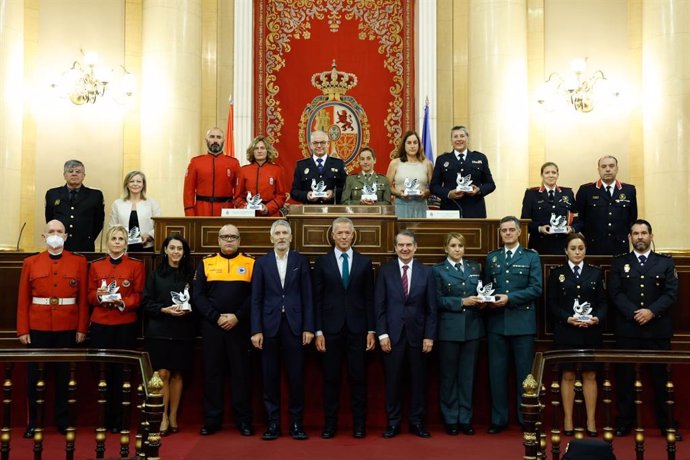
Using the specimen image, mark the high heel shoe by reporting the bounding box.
[587,429,598,437]
[169,426,179,434]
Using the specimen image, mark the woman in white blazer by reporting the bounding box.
[109,171,161,251]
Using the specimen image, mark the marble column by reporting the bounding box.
[233,0,252,165]
[641,0,690,249]
[418,0,438,159]
[140,0,202,216]
[0,0,24,248]
[468,0,529,218]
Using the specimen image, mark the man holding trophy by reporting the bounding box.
[341,147,391,205]
[290,130,347,205]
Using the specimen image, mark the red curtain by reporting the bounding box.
[254,0,415,184]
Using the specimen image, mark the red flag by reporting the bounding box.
[225,96,235,157]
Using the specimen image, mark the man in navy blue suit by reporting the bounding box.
[375,229,437,439]
[251,220,314,440]
[290,130,347,204]
[313,217,375,439]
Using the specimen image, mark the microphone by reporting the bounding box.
[16,222,26,251]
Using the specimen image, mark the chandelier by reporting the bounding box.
[536,58,619,113]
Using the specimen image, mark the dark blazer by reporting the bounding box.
[574,180,637,255]
[375,259,437,347]
[290,156,347,204]
[429,150,496,217]
[547,263,607,346]
[520,186,576,255]
[608,251,678,339]
[313,249,375,335]
[250,250,314,338]
[484,246,542,336]
[432,259,485,342]
[45,185,105,252]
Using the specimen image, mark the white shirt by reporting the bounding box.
[275,250,288,312]
[568,260,584,275]
[505,245,520,258]
[447,257,462,271]
[454,148,468,161]
[633,250,652,261]
[313,155,327,168]
[335,247,353,277]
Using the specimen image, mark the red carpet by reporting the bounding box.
[8,425,679,460]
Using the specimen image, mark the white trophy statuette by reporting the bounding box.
[361,182,378,202]
[476,280,496,303]
[455,173,474,192]
[171,284,192,311]
[246,191,263,210]
[311,179,328,198]
[549,213,568,234]
[128,226,143,245]
[403,178,422,196]
[572,299,593,322]
[99,279,123,310]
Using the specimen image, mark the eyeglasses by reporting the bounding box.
[218,234,240,242]
[311,141,328,146]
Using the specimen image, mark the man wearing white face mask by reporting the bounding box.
[16,220,89,439]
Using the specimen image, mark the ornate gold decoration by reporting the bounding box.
[523,374,539,395]
[311,60,358,101]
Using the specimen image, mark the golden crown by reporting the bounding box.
[311,60,358,101]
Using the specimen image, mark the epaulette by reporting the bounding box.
[127,255,144,262]
[612,253,628,259]
[433,261,446,268]
[528,186,540,191]
[524,247,539,253]
[487,248,502,255]
[656,252,672,259]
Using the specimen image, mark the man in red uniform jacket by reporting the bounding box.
[16,220,89,438]
[183,127,241,216]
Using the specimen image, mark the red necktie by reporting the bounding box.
[402,264,409,299]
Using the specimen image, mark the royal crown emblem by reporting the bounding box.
[299,60,371,173]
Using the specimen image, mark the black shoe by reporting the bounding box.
[587,429,598,437]
[262,422,280,441]
[289,422,308,440]
[199,425,221,436]
[563,429,574,436]
[614,426,631,437]
[109,427,120,434]
[409,423,431,438]
[488,424,507,434]
[445,424,459,436]
[23,426,35,439]
[459,424,475,435]
[321,425,336,439]
[352,424,366,438]
[238,422,254,436]
[383,425,400,439]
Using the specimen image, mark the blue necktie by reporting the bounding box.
[573,265,580,278]
[638,255,647,265]
[341,253,349,288]
[317,158,324,174]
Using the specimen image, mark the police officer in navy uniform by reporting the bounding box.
[45,159,105,252]
[609,219,680,440]
[521,162,576,255]
[430,125,496,218]
[484,216,542,434]
[574,155,637,256]
[290,130,347,205]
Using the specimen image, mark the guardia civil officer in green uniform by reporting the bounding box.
[484,216,542,434]
[341,147,391,205]
[432,232,484,436]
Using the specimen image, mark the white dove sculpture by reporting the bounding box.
[573,299,592,321]
[171,284,192,311]
[476,279,495,301]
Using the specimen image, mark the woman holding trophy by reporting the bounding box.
[234,135,287,216]
[142,235,197,435]
[386,130,433,218]
[109,171,161,252]
[547,233,607,437]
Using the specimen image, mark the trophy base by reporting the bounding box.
[574,314,592,322]
[478,295,497,303]
[360,194,378,202]
[311,191,328,198]
[549,227,569,234]
[247,204,263,210]
[456,185,473,193]
[101,294,122,303]
[128,238,143,245]
[179,303,192,312]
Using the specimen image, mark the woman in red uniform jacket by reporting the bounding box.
[234,135,287,216]
[88,225,145,433]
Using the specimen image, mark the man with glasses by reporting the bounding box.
[45,159,105,252]
[193,224,255,436]
[290,130,347,204]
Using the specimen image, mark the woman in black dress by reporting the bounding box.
[547,233,607,437]
[143,235,196,435]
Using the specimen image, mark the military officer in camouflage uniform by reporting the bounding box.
[341,147,391,205]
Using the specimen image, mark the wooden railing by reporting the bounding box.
[521,349,689,460]
[0,349,163,460]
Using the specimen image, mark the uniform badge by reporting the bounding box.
[332,168,338,172]
[269,177,274,185]
[624,264,630,273]
[122,280,131,287]
[304,168,310,175]
[69,278,78,287]
[561,196,570,204]
[558,274,565,282]
[443,161,449,168]
[619,193,626,200]
[492,256,497,263]
[54,199,61,206]
[238,266,246,275]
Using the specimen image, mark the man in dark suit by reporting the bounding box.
[45,159,104,252]
[313,217,375,439]
[375,229,437,439]
[609,219,680,440]
[575,155,637,255]
[484,216,542,433]
[430,125,496,217]
[290,130,347,204]
[251,219,314,440]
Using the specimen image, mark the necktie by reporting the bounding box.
[402,265,409,299]
[548,190,555,201]
[606,185,612,197]
[317,158,324,174]
[460,154,466,163]
[506,250,513,262]
[341,253,350,288]
[573,265,580,278]
[638,255,647,265]
[455,262,463,273]
[69,189,77,205]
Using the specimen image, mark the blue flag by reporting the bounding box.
[422,101,434,163]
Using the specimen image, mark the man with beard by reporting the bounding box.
[609,220,680,440]
[183,127,241,216]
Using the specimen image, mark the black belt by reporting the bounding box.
[196,195,233,203]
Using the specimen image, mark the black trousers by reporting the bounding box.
[201,321,252,427]
[615,336,673,429]
[27,330,76,429]
[320,329,368,426]
[89,322,138,429]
